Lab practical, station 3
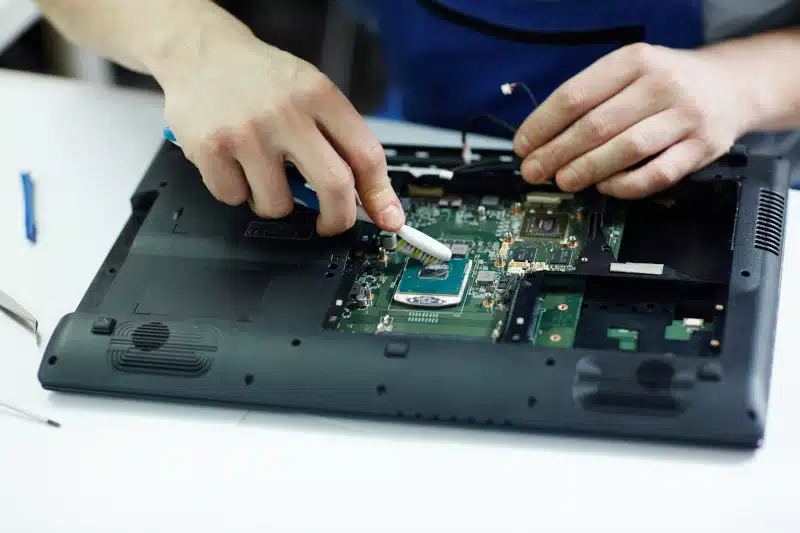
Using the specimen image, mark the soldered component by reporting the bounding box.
[607,327,639,351]
[491,320,504,341]
[507,261,530,272]
[525,192,574,206]
[511,246,534,262]
[407,185,444,197]
[519,213,568,240]
[376,314,393,333]
[481,196,500,207]
[450,243,470,258]
[477,205,487,220]
[481,295,495,308]
[476,270,497,286]
[683,318,705,329]
[551,247,572,265]
[355,292,368,309]
[376,246,388,264]
[499,241,512,258]
[380,231,398,250]
[393,258,473,308]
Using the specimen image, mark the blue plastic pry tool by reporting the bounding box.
[162,125,320,208]
[163,125,178,145]
[20,171,36,244]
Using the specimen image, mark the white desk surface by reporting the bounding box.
[0,0,38,53]
[1,69,799,533]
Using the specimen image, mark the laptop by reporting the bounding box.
[38,141,790,447]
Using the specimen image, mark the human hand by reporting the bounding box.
[513,43,756,198]
[156,30,404,235]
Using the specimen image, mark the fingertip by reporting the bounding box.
[513,131,532,157]
[377,201,406,232]
[555,167,584,193]
[595,181,612,196]
[520,157,546,184]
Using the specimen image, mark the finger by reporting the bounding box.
[195,149,250,207]
[285,120,357,236]
[514,43,653,156]
[554,107,693,192]
[234,124,293,219]
[312,85,404,231]
[596,138,713,199]
[520,77,669,184]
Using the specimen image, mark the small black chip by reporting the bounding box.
[511,246,534,262]
[525,216,561,237]
[550,247,572,265]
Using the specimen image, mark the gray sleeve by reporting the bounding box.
[705,0,800,42]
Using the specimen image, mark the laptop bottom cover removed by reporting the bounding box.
[38,143,790,448]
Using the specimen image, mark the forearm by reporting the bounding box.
[35,0,252,79]
[699,27,800,132]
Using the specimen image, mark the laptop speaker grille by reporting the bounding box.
[108,321,218,377]
[754,189,785,256]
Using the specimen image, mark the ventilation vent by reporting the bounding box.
[108,321,218,377]
[754,189,785,256]
[394,411,513,427]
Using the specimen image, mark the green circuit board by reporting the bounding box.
[336,192,625,342]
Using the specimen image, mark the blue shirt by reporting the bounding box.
[339,0,797,134]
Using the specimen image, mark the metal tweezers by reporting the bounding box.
[0,289,39,345]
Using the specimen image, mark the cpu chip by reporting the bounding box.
[393,258,473,308]
[519,213,568,240]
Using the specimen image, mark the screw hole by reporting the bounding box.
[527,396,537,408]
[108,267,117,274]
[159,181,168,187]
[325,272,335,278]
[741,270,751,278]
[545,358,555,367]
[291,338,301,347]
[376,384,387,395]
[244,374,254,386]
[600,244,611,253]
[48,356,58,365]
[747,409,756,421]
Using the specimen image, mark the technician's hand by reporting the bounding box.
[513,43,755,198]
[159,32,404,235]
